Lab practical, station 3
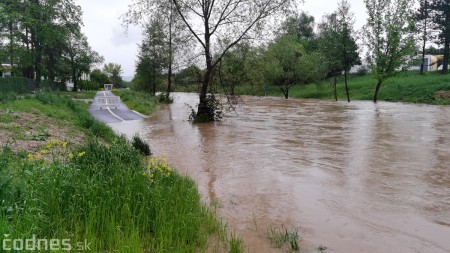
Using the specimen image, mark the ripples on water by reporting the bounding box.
[126,93,450,253]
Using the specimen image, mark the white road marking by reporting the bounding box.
[107,107,124,121]
[97,91,123,121]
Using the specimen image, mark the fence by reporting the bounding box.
[0,77,67,94]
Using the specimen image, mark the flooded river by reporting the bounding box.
[136,93,450,252]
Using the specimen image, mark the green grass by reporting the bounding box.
[58,91,98,100]
[0,92,242,252]
[235,71,450,105]
[113,90,159,115]
[266,225,300,252]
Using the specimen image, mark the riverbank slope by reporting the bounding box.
[0,92,242,252]
[235,71,450,104]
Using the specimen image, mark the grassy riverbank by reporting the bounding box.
[229,71,450,105]
[0,92,242,252]
[113,90,159,115]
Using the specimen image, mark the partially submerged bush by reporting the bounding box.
[189,94,224,123]
[132,134,151,156]
[157,92,173,104]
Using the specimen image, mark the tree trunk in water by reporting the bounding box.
[442,38,449,74]
[197,68,211,117]
[373,79,382,103]
[334,76,337,101]
[344,70,350,102]
[197,20,212,120]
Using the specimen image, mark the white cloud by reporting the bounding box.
[75,0,140,76]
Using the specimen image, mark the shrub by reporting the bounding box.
[157,92,173,104]
[356,66,369,76]
[40,80,67,91]
[189,94,223,123]
[79,80,100,91]
[0,92,18,102]
[132,134,152,156]
[0,76,29,94]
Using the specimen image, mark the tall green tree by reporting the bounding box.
[125,1,191,94]
[103,63,123,88]
[363,0,416,103]
[318,0,360,102]
[134,17,167,94]
[263,36,304,99]
[0,0,99,87]
[90,69,110,86]
[217,42,262,96]
[430,0,450,74]
[282,12,318,51]
[336,0,361,102]
[65,33,104,91]
[0,0,19,73]
[263,36,327,99]
[318,13,342,101]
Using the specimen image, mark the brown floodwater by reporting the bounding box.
[136,93,450,253]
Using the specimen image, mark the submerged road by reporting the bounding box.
[89,91,144,123]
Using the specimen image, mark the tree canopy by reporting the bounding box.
[0,0,102,87]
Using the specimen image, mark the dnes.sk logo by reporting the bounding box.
[2,234,91,251]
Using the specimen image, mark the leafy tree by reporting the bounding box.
[282,12,318,51]
[26,0,83,86]
[363,0,416,103]
[173,64,203,91]
[124,1,191,94]
[65,33,104,91]
[263,36,328,99]
[90,69,109,87]
[103,63,123,88]
[171,0,295,121]
[0,0,100,88]
[318,1,360,102]
[318,13,343,101]
[134,17,167,94]
[430,0,450,74]
[0,0,20,75]
[264,36,303,99]
[336,0,361,102]
[216,42,262,96]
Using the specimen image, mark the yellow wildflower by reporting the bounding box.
[78,151,86,157]
[41,149,48,154]
[62,142,68,148]
[27,154,34,161]
[68,153,74,159]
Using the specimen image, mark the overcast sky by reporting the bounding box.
[75,0,368,77]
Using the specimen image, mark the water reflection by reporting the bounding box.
[143,93,450,253]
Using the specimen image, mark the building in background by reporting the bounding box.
[0,63,12,77]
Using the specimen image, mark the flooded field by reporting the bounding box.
[137,93,450,253]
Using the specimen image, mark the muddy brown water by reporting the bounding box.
[120,93,450,253]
